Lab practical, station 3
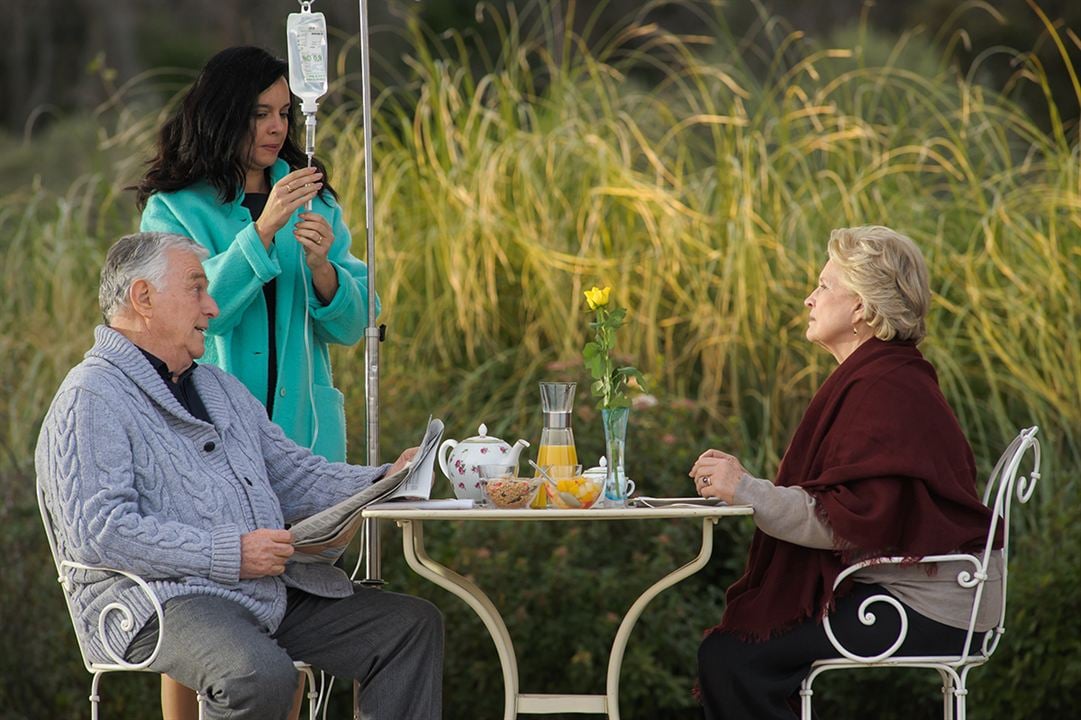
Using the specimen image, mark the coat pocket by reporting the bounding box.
[311,384,347,462]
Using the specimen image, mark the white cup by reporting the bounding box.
[583,467,635,497]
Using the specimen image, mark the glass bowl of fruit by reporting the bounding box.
[540,465,603,509]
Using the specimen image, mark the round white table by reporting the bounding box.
[362,505,754,718]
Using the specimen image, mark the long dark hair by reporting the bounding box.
[134,46,335,209]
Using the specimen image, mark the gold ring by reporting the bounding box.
[287,183,294,192]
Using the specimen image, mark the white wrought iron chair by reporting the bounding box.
[37,480,322,719]
[799,426,1041,720]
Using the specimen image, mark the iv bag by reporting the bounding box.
[287,10,328,113]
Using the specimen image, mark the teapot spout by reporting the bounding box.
[506,438,530,465]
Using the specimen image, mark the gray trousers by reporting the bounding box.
[127,586,443,720]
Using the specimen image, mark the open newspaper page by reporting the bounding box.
[289,417,444,564]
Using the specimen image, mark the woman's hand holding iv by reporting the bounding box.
[253,166,323,248]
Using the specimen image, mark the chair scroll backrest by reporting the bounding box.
[971,425,1041,659]
[804,426,1045,720]
[820,426,1042,665]
[36,478,166,673]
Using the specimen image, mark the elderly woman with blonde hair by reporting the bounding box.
[691,226,1002,719]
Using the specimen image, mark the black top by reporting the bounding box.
[241,191,278,417]
[137,348,211,424]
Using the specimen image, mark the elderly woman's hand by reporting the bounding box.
[688,449,747,504]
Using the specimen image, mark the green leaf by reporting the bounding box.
[586,355,605,379]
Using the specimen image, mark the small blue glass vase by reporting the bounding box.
[601,406,631,504]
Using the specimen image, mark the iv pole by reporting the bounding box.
[357,0,383,590]
[357,0,382,716]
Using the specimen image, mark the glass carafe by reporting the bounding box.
[533,382,579,507]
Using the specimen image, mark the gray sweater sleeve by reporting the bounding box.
[733,474,835,549]
[39,386,241,585]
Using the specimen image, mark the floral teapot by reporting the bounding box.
[438,423,529,501]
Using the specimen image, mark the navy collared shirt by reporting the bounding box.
[137,348,212,424]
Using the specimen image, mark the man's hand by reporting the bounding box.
[239,528,295,579]
[386,447,419,478]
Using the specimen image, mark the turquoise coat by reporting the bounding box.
[140,159,377,462]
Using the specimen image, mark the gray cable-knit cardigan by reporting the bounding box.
[35,326,394,665]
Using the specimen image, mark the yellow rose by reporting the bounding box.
[584,286,612,310]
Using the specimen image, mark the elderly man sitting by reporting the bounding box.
[35,232,443,720]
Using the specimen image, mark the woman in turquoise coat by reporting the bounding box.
[134,46,376,719]
[137,46,376,464]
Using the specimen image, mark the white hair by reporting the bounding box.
[827,225,931,342]
[99,232,208,322]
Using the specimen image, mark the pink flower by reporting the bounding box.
[632,393,658,410]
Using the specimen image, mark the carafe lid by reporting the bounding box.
[539,381,576,412]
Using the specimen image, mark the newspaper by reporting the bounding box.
[289,417,444,564]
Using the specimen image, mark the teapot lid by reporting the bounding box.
[460,423,502,444]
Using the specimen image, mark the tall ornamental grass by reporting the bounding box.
[1,2,1077,717]
[324,0,1079,486]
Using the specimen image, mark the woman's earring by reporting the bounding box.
[853,326,859,335]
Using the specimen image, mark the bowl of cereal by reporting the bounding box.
[479,465,542,509]
[541,465,603,509]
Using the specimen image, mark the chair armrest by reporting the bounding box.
[833,553,983,591]
[822,553,982,662]
[58,560,165,670]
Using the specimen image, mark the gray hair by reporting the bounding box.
[827,225,931,342]
[99,232,208,322]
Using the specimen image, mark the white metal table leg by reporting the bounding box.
[605,518,718,720]
[398,520,520,720]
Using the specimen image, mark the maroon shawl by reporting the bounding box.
[713,338,998,640]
